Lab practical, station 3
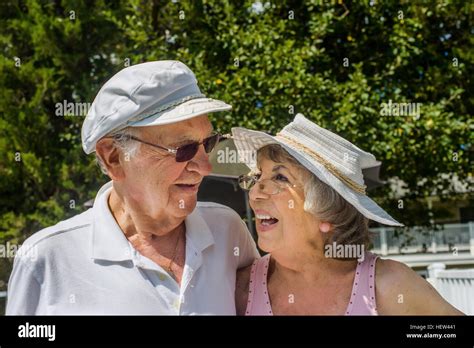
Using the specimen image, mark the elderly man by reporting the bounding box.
[6,61,259,315]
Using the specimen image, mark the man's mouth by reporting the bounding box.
[175,182,201,192]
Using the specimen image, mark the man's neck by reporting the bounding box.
[107,187,185,245]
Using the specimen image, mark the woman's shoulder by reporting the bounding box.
[375,258,415,288]
[235,263,255,315]
[375,257,463,315]
[375,257,412,279]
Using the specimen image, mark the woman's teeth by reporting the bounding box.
[256,214,273,219]
[262,219,278,226]
[256,214,279,226]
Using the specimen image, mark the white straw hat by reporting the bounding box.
[231,113,403,226]
[82,60,231,154]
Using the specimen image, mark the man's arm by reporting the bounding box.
[235,219,260,269]
[6,256,41,315]
[235,265,252,315]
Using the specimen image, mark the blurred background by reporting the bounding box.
[0,0,473,314]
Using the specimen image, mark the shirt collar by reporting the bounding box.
[91,181,132,261]
[184,204,215,253]
[90,181,215,262]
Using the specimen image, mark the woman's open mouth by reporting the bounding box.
[255,212,279,231]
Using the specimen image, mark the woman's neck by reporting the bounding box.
[270,247,358,285]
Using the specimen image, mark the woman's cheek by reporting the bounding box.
[280,192,302,214]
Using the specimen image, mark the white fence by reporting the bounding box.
[371,222,474,256]
[427,263,474,315]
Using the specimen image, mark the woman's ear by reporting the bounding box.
[319,221,332,233]
[95,138,126,180]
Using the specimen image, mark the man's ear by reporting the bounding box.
[95,138,126,180]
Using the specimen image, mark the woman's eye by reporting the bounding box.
[274,173,289,182]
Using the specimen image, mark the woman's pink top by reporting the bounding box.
[245,252,379,315]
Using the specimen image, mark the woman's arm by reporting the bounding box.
[375,258,464,315]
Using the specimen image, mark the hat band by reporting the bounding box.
[275,133,367,194]
[126,93,205,125]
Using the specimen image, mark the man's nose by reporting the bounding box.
[187,145,212,176]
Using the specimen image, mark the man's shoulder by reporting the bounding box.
[196,201,242,221]
[20,209,94,253]
[195,201,251,240]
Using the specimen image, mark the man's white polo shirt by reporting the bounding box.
[6,182,259,315]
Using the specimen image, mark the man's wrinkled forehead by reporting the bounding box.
[134,115,213,144]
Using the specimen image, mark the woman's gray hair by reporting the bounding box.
[95,127,141,175]
[257,144,370,248]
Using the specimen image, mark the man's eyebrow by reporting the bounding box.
[171,137,194,146]
[170,130,214,147]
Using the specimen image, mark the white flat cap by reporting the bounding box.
[81,60,231,154]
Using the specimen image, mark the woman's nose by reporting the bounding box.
[249,181,269,201]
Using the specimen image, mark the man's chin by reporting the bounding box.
[173,197,198,216]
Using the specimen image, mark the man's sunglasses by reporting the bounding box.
[111,133,228,162]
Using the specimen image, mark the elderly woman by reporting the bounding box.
[6,61,259,315]
[233,114,463,315]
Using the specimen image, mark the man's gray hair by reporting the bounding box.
[257,144,370,248]
[95,127,141,175]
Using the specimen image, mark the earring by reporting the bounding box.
[320,222,331,233]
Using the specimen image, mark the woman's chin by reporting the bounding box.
[257,237,276,253]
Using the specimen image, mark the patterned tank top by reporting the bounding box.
[245,252,379,315]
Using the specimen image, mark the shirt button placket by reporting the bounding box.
[174,298,181,314]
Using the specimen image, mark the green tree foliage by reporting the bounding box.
[0,0,472,294]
